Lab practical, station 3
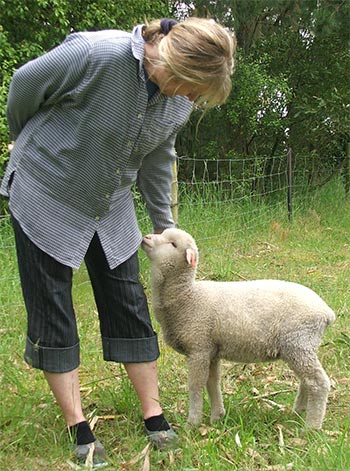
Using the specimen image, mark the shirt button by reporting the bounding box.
[127,140,133,148]
[105,193,110,198]
[115,168,120,175]
[137,113,143,119]
[95,216,100,221]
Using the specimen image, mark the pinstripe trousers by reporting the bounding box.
[11,215,160,373]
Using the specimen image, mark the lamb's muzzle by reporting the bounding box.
[142,228,335,429]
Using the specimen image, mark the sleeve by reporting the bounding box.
[6,33,91,140]
[136,133,177,231]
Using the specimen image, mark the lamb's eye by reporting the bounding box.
[170,241,177,248]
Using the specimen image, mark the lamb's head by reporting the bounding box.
[142,228,198,278]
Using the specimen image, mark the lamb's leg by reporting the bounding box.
[187,353,211,426]
[287,354,331,429]
[293,379,308,414]
[207,358,226,423]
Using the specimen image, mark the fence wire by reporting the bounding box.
[0,151,329,311]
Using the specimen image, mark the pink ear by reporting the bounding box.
[186,248,197,267]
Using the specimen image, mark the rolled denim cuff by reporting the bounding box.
[24,336,80,373]
[102,334,160,363]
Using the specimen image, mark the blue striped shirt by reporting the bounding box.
[1,26,193,269]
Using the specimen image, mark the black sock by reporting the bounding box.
[69,421,96,445]
[144,413,170,432]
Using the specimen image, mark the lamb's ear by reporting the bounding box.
[185,248,197,267]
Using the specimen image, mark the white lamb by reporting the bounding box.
[142,228,335,430]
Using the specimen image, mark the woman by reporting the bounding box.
[1,17,236,467]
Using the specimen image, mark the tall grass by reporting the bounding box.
[0,178,349,470]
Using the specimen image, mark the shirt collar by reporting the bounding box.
[131,25,146,76]
[131,24,166,104]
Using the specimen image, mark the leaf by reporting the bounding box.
[169,451,175,465]
[289,437,308,447]
[198,425,210,436]
[266,464,294,470]
[235,432,242,448]
[120,443,152,470]
[84,442,95,468]
[141,445,150,471]
[66,460,82,470]
[89,415,117,431]
[277,425,285,454]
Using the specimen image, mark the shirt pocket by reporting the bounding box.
[146,118,176,148]
[141,118,176,153]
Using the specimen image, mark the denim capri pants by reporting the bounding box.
[11,216,160,373]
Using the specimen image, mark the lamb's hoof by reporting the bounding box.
[294,413,323,432]
[210,408,226,424]
[186,416,202,427]
[297,422,323,437]
[303,423,323,432]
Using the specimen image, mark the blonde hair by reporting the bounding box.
[143,17,237,108]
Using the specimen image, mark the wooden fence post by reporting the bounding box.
[171,158,179,225]
[344,142,350,195]
[287,148,293,222]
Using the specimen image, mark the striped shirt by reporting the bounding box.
[1,26,193,269]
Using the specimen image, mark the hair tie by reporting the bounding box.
[160,18,177,35]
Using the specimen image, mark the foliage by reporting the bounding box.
[176,0,350,184]
[0,0,170,180]
[226,55,292,155]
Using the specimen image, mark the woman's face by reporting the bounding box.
[161,80,207,102]
[144,42,209,102]
[150,67,208,102]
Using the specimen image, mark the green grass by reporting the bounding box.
[0,178,349,470]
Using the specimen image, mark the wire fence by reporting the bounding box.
[176,150,314,206]
[0,150,344,312]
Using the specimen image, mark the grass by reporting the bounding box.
[0,178,349,470]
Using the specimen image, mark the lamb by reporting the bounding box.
[142,228,335,430]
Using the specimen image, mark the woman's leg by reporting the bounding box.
[44,368,85,427]
[123,361,162,419]
[11,217,107,463]
[12,216,82,422]
[85,235,178,448]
